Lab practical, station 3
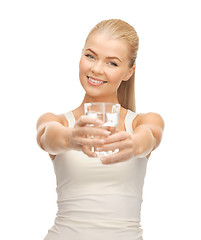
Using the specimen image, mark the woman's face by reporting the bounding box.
[79,33,134,101]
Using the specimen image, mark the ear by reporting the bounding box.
[122,65,136,81]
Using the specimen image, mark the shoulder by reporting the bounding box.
[133,112,165,130]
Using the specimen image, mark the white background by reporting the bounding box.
[0,0,200,239]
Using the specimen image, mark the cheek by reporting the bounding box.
[107,70,125,83]
[79,58,85,74]
[79,58,91,74]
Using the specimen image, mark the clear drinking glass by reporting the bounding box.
[84,102,120,157]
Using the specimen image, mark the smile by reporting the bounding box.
[87,76,107,86]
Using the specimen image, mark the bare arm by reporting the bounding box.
[132,112,165,158]
[36,113,71,155]
[36,113,111,156]
[98,112,165,164]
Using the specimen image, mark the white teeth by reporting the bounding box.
[88,77,104,84]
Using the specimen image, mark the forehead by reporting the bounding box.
[84,33,129,60]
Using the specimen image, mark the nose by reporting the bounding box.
[91,61,104,75]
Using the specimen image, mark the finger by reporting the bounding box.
[104,131,129,144]
[76,115,103,127]
[74,126,111,138]
[97,142,120,152]
[82,146,97,158]
[98,136,134,152]
[76,136,106,147]
[85,126,111,137]
[100,150,132,165]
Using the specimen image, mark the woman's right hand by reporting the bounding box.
[68,115,111,157]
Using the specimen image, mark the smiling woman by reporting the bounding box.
[79,32,135,102]
[36,19,164,240]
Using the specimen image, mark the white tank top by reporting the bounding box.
[44,110,148,240]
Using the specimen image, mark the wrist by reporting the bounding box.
[131,129,156,158]
[43,123,71,154]
[63,127,74,150]
[131,133,142,158]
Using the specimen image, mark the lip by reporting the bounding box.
[87,76,107,86]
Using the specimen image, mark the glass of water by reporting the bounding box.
[84,102,120,157]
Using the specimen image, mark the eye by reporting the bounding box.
[85,54,95,60]
[108,62,118,67]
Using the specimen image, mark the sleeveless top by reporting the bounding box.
[43,110,148,240]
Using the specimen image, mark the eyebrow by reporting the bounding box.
[85,48,122,62]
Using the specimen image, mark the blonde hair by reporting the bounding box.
[85,19,139,112]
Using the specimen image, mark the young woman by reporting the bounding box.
[37,19,164,240]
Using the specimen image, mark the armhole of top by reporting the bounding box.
[125,110,138,134]
[63,111,76,128]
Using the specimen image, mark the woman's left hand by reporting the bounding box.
[97,131,136,164]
